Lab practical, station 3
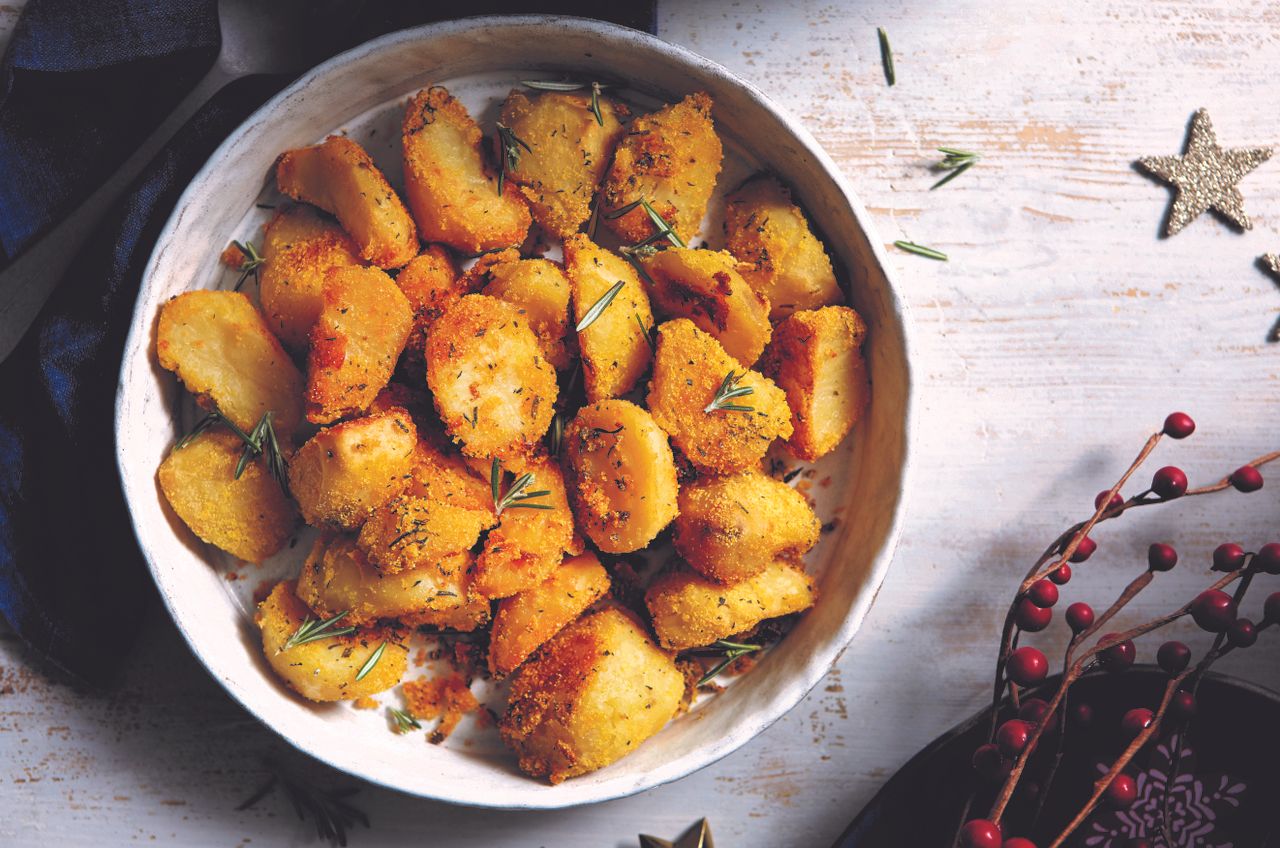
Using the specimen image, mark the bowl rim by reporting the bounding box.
[114,13,918,808]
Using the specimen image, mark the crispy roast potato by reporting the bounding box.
[257,580,407,702]
[500,605,686,783]
[645,559,816,650]
[646,319,792,474]
[601,92,722,245]
[488,551,611,677]
[724,175,843,319]
[761,306,870,461]
[562,235,654,401]
[499,88,627,237]
[276,135,418,269]
[156,290,304,441]
[288,407,418,529]
[297,534,471,626]
[474,455,576,599]
[305,266,414,424]
[424,294,557,460]
[672,470,819,583]
[157,430,296,563]
[402,596,492,632]
[402,86,531,254]
[639,246,772,366]
[481,257,573,370]
[394,245,463,368]
[258,205,364,350]
[563,400,679,553]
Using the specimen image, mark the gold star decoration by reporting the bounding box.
[1263,253,1280,342]
[1136,109,1272,236]
[639,818,715,848]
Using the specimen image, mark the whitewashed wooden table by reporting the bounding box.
[3,1,1280,845]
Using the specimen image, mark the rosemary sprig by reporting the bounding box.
[237,758,368,847]
[354,641,387,682]
[575,280,625,332]
[232,240,265,291]
[603,196,683,247]
[235,411,290,493]
[389,707,421,734]
[877,27,895,86]
[282,611,356,651]
[490,458,555,516]
[549,412,564,456]
[521,79,610,127]
[893,240,948,261]
[930,147,981,190]
[694,639,762,686]
[495,122,532,196]
[635,312,655,351]
[704,369,755,414]
[589,81,605,126]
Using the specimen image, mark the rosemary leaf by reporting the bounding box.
[694,639,763,686]
[877,27,895,86]
[640,198,684,248]
[231,240,265,291]
[603,198,643,219]
[175,412,221,450]
[355,641,387,681]
[893,240,948,261]
[575,280,625,332]
[495,122,532,196]
[521,79,587,91]
[282,611,356,651]
[589,81,605,126]
[390,707,421,734]
[704,369,755,414]
[635,312,655,351]
[929,160,974,190]
[491,459,555,515]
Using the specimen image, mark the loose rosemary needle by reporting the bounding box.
[893,240,948,261]
[877,27,895,86]
[930,147,981,190]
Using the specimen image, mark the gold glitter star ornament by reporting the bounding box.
[1137,109,1272,236]
[640,818,715,848]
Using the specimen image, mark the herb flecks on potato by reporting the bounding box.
[474,455,576,599]
[480,256,573,371]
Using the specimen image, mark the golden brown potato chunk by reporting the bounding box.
[481,257,572,370]
[276,135,418,269]
[501,605,685,783]
[562,235,653,401]
[646,559,816,650]
[297,534,471,626]
[761,306,870,461]
[673,470,819,583]
[474,455,576,599]
[402,596,492,632]
[393,245,462,367]
[601,92,722,245]
[356,442,496,574]
[489,552,611,677]
[424,294,557,460]
[258,205,364,350]
[257,580,407,702]
[646,319,792,474]
[157,430,296,562]
[499,88,627,237]
[564,400,679,553]
[402,86,531,254]
[724,175,843,320]
[156,290,304,441]
[288,408,418,529]
[639,246,772,366]
[305,266,413,424]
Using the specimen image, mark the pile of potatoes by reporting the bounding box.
[154,81,870,784]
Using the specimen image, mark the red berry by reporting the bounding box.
[1157,641,1191,674]
[996,719,1033,757]
[1050,563,1072,584]
[1151,466,1188,499]
[1018,698,1052,726]
[959,820,1003,848]
[1099,635,1135,671]
[1191,589,1238,632]
[1266,591,1280,624]
[1071,702,1094,727]
[1007,647,1049,686]
[1229,465,1264,492]
[1105,774,1138,808]
[1015,598,1052,633]
[1095,490,1124,511]
[1228,618,1257,648]
[1255,543,1280,575]
[1129,841,1154,848]
[1065,602,1095,633]
[1027,579,1059,608]
[1121,707,1154,737]
[971,743,1007,780]
[1069,538,1095,564]
[1211,542,1246,572]
[1170,690,1196,721]
[1163,412,1195,439]
[1147,542,1178,572]
[1003,839,1037,848]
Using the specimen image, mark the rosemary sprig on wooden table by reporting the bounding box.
[893,240,948,261]
[877,27,895,86]
[931,147,982,189]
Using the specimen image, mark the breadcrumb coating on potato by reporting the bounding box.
[480,256,573,371]
[393,245,463,370]
[474,455,575,599]
[403,675,481,744]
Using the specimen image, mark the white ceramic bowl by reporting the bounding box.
[115,16,914,809]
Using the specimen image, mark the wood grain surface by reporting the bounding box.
[2,1,1279,845]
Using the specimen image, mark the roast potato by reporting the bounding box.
[672,470,819,583]
[723,175,843,319]
[156,290,304,441]
[306,265,414,424]
[646,319,792,474]
[645,559,816,650]
[157,430,296,563]
[474,455,576,599]
[761,305,870,461]
[601,92,722,245]
[562,234,654,401]
[480,257,573,370]
[402,86,531,254]
[256,580,408,702]
[276,135,418,269]
[639,246,772,366]
[393,245,463,367]
[488,551,611,677]
[563,400,679,553]
[500,605,686,783]
[402,596,492,632]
